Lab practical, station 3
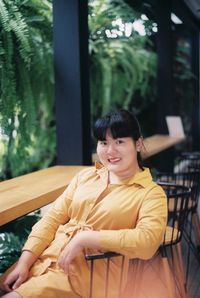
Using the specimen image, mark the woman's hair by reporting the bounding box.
[93,109,143,168]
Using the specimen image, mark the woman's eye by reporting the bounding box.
[100,141,107,146]
[116,139,124,144]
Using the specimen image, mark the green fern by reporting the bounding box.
[0,233,22,273]
[0,0,54,179]
[0,0,9,31]
[0,211,41,273]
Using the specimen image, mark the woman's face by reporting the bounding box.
[97,130,142,177]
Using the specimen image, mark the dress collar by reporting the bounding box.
[125,168,153,187]
[95,162,152,188]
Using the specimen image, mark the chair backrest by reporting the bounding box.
[85,252,124,298]
[157,182,191,247]
[175,152,200,172]
[156,168,200,209]
[157,171,200,210]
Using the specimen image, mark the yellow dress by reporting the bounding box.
[7,165,168,298]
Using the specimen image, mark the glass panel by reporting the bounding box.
[88,0,157,137]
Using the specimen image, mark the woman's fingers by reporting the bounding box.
[12,276,23,290]
[58,250,71,273]
[4,273,18,292]
[3,267,28,292]
[58,238,83,273]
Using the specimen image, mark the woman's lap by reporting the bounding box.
[14,268,80,298]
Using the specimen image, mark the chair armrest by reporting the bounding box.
[85,251,121,261]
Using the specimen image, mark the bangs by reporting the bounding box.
[93,117,110,141]
[93,110,141,141]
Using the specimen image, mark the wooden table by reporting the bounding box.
[141,134,185,159]
[0,166,87,226]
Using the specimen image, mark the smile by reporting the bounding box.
[108,158,121,164]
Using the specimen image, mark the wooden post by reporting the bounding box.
[53,0,91,165]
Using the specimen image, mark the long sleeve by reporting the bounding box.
[22,172,80,257]
[99,186,167,260]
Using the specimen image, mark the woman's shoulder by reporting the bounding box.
[144,180,167,201]
[76,166,99,181]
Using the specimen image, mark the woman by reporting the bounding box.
[1,109,167,298]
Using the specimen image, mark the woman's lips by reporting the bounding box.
[108,158,121,163]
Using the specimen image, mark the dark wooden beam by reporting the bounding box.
[155,0,173,134]
[191,31,200,150]
[53,0,91,165]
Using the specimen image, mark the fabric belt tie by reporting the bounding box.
[64,219,93,240]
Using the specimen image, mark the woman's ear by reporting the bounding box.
[136,137,143,152]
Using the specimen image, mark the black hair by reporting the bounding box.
[93,109,143,169]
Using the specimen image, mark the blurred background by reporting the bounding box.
[0,0,199,180]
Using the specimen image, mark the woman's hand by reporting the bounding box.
[3,263,29,292]
[58,231,101,274]
[3,250,37,292]
[58,234,84,273]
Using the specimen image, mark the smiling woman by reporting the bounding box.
[0,110,168,298]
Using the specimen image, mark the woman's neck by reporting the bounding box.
[109,166,141,184]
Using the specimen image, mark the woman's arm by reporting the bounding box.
[58,231,101,273]
[99,186,167,259]
[3,169,93,292]
[22,171,81,258]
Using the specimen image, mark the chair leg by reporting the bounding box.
[192,212,200,249]
[161,256,176,298]
[172,244,187,298]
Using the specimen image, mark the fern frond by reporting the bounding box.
[9,3,32,65]
[0,0,10,31]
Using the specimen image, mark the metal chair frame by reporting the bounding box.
[157,169,200,290]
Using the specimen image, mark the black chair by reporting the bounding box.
[85,183,191,298]
[175,153,200,251]
[157,170,200,291]
[158,183,191,298]
[85,252,124,298]
[175,151,200,173]
[156,170,200,221]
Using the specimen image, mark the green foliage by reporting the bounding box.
[89,0,157,123]
[0,233,22,273]
[0,0,55,179]
[0,212,41,273]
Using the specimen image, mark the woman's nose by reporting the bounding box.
[107,144,117,154]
